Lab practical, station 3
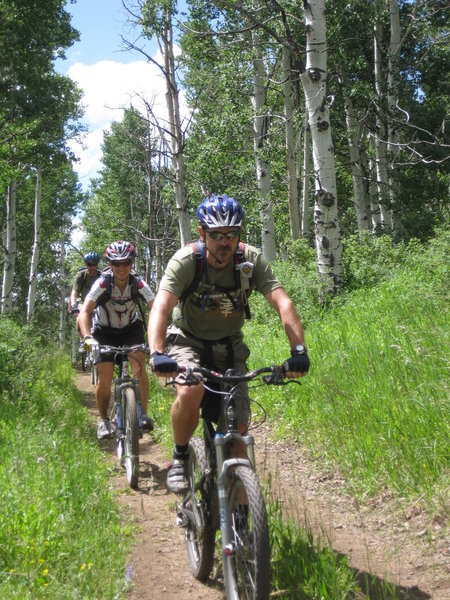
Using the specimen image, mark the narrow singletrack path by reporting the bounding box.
[75,371,448,599]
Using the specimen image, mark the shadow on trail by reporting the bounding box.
[354,565,431,600]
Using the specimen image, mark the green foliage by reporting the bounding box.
[342,232,413,290]
[0,319,130,598]
[250,238,323,328]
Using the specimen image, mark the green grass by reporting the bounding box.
[245,231,449,514]
[0,321,132,598]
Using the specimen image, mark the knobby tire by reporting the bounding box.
[90,364,98,386]
[185,437,216,580]
[123,387,139,489]
[224,466,270,600]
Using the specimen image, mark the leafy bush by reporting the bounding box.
[251,238,323,328]
[342,232,412,290]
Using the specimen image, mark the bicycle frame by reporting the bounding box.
[88,343,148,488]
[176,364,296,599]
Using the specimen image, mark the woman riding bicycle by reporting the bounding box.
[149,195,310,493]
[79,241,155,440]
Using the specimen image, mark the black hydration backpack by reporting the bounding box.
[179,240,254,319]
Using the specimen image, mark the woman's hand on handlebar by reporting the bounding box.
[150,351,179,377]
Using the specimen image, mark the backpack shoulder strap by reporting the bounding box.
[234,242,253,320]
[96,270,112,306]
[179,240,206,303]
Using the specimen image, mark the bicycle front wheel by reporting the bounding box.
[81,350,87,372]
[123,387,139,489]
[90,364,98,386]
[185,437,216,580]
[224,466,270,600]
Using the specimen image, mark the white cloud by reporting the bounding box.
[67,57,184,189]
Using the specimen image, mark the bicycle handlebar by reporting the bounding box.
[97,344,150,355]
[177,364,299,387]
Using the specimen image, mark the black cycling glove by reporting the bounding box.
[151,351,178,373]
[283,350,310,374]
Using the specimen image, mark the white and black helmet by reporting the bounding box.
[105,240,136,262]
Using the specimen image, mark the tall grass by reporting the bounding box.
[0,320,131,598]
[246,229,449,513]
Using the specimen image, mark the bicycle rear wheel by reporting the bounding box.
[185,437,216,580]
[224,466,270,600]
[123,387,139,489]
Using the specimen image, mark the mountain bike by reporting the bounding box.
[173,364,300,600]
[91,343,148,489]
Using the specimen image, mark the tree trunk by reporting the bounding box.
[282,46,300,240]
[388,0,402,236]
[373,1,393,231]
[342,84,371,231]
[27,168,42,322]
[251,29,277,262]
[161,14,191,246]
[58,239,67,349]
[300,117,311,237]
[301,0,343,293]
[1,182,17,314]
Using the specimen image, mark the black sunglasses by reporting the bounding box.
[85,262,98,266]
[110,260,132,267]
[207,230,240,241]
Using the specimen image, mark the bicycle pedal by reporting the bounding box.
[176,511,189,528]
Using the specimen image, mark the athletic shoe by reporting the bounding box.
[141,414,155,432]
[166,457,189,494]
[97,418,115,440]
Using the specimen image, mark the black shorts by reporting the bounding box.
[92,320,145,363]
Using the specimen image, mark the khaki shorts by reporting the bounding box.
[165,325,251,428]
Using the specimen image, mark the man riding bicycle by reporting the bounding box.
[79,241,155,440]
[149,195,310,493]
[69,251,102,344]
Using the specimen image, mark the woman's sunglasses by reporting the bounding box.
[110,260,132,267]
[207,230,240,241]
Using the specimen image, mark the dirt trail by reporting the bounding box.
[76,371,448,599]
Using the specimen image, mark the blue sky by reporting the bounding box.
[59,0,145,71]
[57,0,171,190]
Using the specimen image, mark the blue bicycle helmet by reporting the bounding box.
[197,195,244,229]
[83,251,100,264]
[105,241,136,262]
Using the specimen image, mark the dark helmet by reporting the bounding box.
[105,241,136,262]
[83,251,100,264]
[197,195,244,229]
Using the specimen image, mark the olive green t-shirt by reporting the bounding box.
[159,243,282,340]
[72,269,101,299]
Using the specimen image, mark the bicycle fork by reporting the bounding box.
[215,433,255,558]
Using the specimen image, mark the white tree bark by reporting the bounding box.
[373,0,393,231]
[300,117,311,237]
[282,46,300,240]
[58,239,67,349]
[251,29,277,262]
[27,168,42,322]
[1,181,17,314]
[342,86,371,230]
[388,0,402,235]
[301,0,343,292]
[161,10,191,246]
